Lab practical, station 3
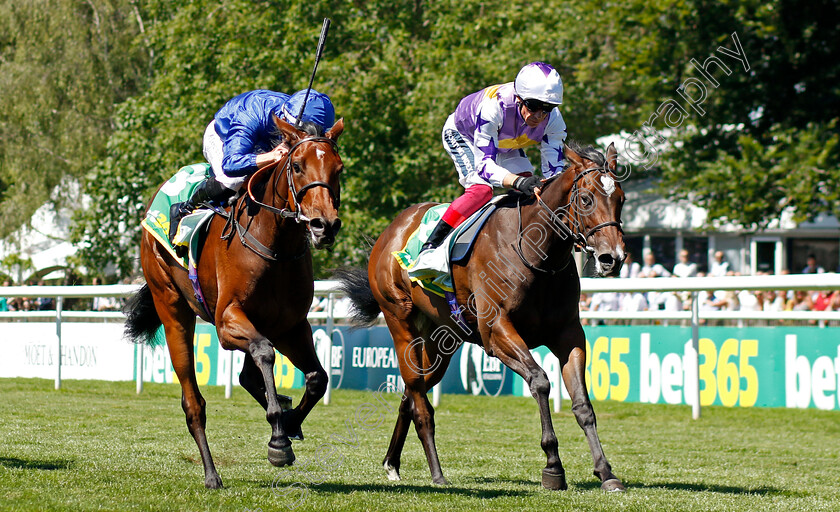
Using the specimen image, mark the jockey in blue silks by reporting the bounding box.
[169,88,336,242]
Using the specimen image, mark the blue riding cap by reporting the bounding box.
[280,89,335,131]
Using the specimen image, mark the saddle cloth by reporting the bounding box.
[141,163,216,269]
[392,194,513,298]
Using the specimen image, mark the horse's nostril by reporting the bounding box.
[332,218,342,233]
[598,254,615,266]
[310,218,325,232]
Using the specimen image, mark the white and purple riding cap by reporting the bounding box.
[514,62,563,105]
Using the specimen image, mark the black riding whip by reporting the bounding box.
[295,18,331,129]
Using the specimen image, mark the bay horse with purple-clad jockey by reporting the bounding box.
[337,141,626,492]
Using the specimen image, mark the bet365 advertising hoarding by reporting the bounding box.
[132,324,840,411]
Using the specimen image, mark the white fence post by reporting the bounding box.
[323,292,335,406]
[690,291,701,420]
[55,297,63,390]
[136,344,144,394]
[225,350,234,399]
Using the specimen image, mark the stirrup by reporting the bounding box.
[420,241,437,253]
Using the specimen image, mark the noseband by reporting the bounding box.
[247,136,341,223]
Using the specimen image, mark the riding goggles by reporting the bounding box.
[521,98,558,114]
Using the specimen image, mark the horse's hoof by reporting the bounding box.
[384,462,401,481]
[541,468,567,491]
[601,478,626,492]
[204,474,223,489]
[432,476,450,486]
[268,444,295,467]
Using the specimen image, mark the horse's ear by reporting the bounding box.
[272,113,303,145]
[564,143,584,169]
[605,142,618,171]
[325,118,344,141]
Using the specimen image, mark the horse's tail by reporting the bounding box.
[122,283,164,346]
[333,266,381,326]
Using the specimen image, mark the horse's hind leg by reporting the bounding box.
[156,293,222,489]
[382,359,449,482]
[560,332,625,492]
[382,391,412,481]
[385,311,449,485]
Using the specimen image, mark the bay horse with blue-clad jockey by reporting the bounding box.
[124,116,344,489]
[337,141,626,492]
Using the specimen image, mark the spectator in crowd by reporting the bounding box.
[639,252,670,307]
[811,291,832,311]
[709,250,730,277]
[801,254,825,274]
[620,290,648,312]
[763,290,787,312]
[738,288,763,312]
[786,290,813,311]
[639,252,671,278]
[0,279,10,312]
[590,284,621,313]
[699,290,720,312]
[92,277,118,311]
[36,279,55,311]
[619,252,641,279]
[672,249,698,278]
[829,291,840,311]
[578,292,591,312]
[652,290,682,312]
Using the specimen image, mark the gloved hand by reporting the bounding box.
[513,175,541,196]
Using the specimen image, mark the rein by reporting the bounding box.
[215,135,339,261]
[513,166,622,275]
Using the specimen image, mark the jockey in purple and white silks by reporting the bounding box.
[168,88,335,242]
[421,62,567,253]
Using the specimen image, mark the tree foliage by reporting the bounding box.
[0,0,148,237]
[656,0,840,228]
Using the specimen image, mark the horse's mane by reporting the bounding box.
[564,139,606,167]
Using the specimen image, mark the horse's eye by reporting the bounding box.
[581,195,593,207]
[292,162,302,174]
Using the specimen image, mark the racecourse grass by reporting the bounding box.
[0,378,838,512]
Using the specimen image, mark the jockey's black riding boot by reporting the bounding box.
[420,220,455,253]
[168,177,234,243]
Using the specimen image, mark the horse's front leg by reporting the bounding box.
[560,326,625,492]
[489,316,566,490]
[217,308,294,467]
[274,320,328,439]
[238,354,300,438]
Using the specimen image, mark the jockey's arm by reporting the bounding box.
[255,145,289,168]
[540,111,568,178]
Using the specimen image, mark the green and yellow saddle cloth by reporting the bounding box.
[392,204,457,298]
[141,163,217,320]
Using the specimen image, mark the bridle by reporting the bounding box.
[246,136,341,223]
[217,136,341,261]
[514,165,623,275]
